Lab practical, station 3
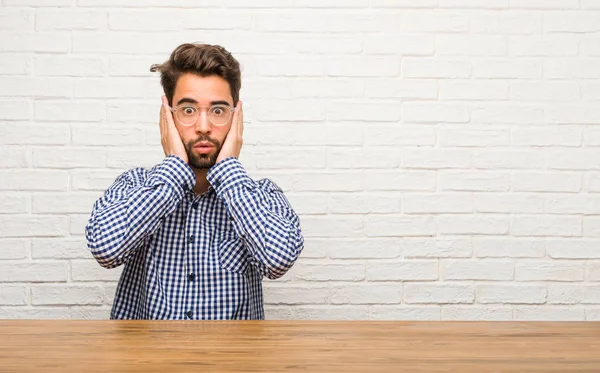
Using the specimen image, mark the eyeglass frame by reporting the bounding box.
[169,103,236,127]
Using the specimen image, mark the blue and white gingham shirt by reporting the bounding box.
[86,155,304,320]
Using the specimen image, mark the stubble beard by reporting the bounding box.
[185,136,221,170]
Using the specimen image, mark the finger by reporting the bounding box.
[237,100,243,137]
[162,96,177,130]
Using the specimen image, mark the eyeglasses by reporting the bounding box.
[170,104,234,127]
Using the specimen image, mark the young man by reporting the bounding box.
[86,43,304,320]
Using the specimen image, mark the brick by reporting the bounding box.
[110,10,251,31]
[255,57,325,77]
[331,284,401,304]
[70,214,90,235]
[439,80,509,100]
[474,150,544,169]
[328,148,399,169]
[405,284,474,304]
[442,306,512,321]
[0,193,28,214]
[330,193,402,214]
[329,57,399,77]
[474,58,542,79]
[293,0,368,7]
[286,193,328,215]
[403,193,473,214]
[363,35,434,55]
[0,32,70,53]
[71,260,122,282]
[0,77,71,98]
[366,79,436,99]
[366,216,436,237]
[512,216,581,237]
[247,123,363,147]
[366,261,438,281]
[513,172,582,193]
[328,101,402,121]
[509,35,578,56]
[301,216,363,238]
[439,215,509,235]
[33,148,106,169]
[0,239,29,260]
[75,78,161,98]
[510,0,578,8]
[588,308,600,320]
[263,285,329,305]
[35,101,105,122]
[4,0,72,4]
[439,126,510,147]
[548,284,585,304]
[293,37,362,54]
[0,55,31,75]
[588,262,600,281]
[36,10,106,31]
[545,194,600,215]
[32,193,99,214]
[0,262,66,282]
[511,82,580,101]
[294,306,370,320]
[587,172,600,192]
[544,11,600,33]
[327,238,400,259]
[0,100,31,120]
[294,263,365,281]
[0,286,27,306]
[472,104,544,124]
[105,149,164,169]
[471,11,541,33]
[546,105,600,124]
[366,125,435,146]
[371,306,440,320]
[582,0,600,8]
[372,0,438,7]
[31,285,103,306]
[0,170,68,191]
[402,149,471,169]
[473,237,545,258]
[442,260,513,280]
[545,59,600,79]
[31,237,92,260]
[109,56,159,77]
[73,32,185,54]
[547,239,600,259]
[0,307,70,319]
[365,171,437,191]
[292,79,363,98]
[293,172,362,192]
[512,126,581,147]
[403,102,470,123]
[516,260,583,281]
[513,306,585,321]
[437,35,506,56]
[398,11,469,33]
[474,193,544,214]
[402,238,472,258]
[78,0,221,6]
[583,83,600,100]
[0,147,29,168]
[35,56,105,77]
[439,0,508,8]
[70,306,112,320]
[402,58,471,78]
[255,13,396,33]
[584,217,600,237]
[0,123,69,145]
[256,148,326,169]
[439,171,510,192]
[72,124,146,146]
[0,9,33,31]
[255,100,325,122]
[0,216,68,238]
[477,284,546,304]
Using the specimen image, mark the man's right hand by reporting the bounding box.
[160,95,188,164]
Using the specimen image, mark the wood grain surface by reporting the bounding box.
[0,320,599,372]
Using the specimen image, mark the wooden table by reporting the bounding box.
[1,320,599,372]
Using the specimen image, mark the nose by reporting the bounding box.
[193,110,211,134]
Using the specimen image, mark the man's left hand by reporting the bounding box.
[216,100,244,164]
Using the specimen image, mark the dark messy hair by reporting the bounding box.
[150,43,241,106]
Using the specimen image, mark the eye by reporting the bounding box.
[182,106,196,116]
[211,106,225,116]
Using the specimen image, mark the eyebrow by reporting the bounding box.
[176,97,233,107]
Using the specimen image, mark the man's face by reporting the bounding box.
[171,73,234,170]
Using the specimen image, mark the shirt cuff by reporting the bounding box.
[206,156,254,198]
[146,155,196,193]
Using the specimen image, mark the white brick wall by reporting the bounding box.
[1,1,599,321]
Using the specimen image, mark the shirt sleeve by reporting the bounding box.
[206,156,304,280]
[86,155,195,269]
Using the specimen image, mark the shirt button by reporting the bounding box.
[186,310,192,319]
[229,216,235,221]
[189,235,194,243]
[188,273,195,282]
[191,202,198,210]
